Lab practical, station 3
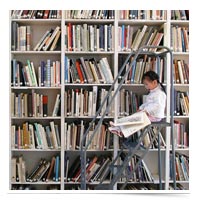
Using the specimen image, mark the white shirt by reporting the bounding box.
[139,85,166,121]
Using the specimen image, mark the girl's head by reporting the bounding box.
[142,71,165,92]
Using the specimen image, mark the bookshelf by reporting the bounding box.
[9,10,189,191]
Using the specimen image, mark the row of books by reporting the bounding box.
[11,59,61,87]
[119,126,166,150]
[11,121,61,150]
[34,26,61,51]
[118,25,164,52]
[174,121,189,148]
[171,10,189,20]
[65,23,114,52]
[11,92,60,117]
[119,10,167,20]
[65,10,115,19]
[174,90,189,116]
[64,121,113,151]
[11,23,31,51]
[118,154,154,182]
[11,10,61,19]
[124,183,186,190]
[170,153,189,181]
[64,87,114,117]
[64,155,112,182]
[65,56,114,84]
[173,59,189,84]
[118,90,139,116]
[11,155,60,183]
[170,26,189,52]
[118,55,166,84]
[11,185,59,190]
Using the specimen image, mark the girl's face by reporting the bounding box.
[143,78,158,90]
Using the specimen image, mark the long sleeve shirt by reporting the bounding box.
[139,85,166,121]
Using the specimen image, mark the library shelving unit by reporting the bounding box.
[169,11,189,190]
[9,10,189,191]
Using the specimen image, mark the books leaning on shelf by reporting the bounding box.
[170,25,189,52]
[11,59,61,87]
[11,121,61,149]
[64,87,114,117]
[170,153,189,181]
[174,120,189,148]
[119,10,167,20]
[118,25,164,52]
[65,10,115,19]
[118,154,154,182]
[174,90,189,116]
[64,121,113,151]
[11,185,60,190]
[173,59,189,84]
[11,22,31,51]
[11,92,60,117]
[33,26,61,51]
[11,155,60,183]
[171,10,189,20]
[109,111,151,138]
[118,55,166,84]
[65,56,114,84]
[11,10,62,19]
[65,23,114,52]
[64,155,112,183]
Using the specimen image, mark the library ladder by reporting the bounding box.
[80,46,176,190]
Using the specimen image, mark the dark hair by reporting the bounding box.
[142,71,166,93]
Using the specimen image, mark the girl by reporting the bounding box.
[109,71,166,137]
[139,70,166,122]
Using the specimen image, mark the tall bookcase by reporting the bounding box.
[9,10,189,191]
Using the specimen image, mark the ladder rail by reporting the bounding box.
[80,45,175,190]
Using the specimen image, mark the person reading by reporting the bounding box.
[109,71,166,138]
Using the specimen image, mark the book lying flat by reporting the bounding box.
[109,111,151,138]
[113,111,144,126]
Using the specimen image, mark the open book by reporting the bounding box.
[109,111,151,138]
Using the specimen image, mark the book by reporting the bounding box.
[171,25,189,52]
[11,59,61,87]
[118,55,166,84]
[174,90,189,116]
[65,10,115,19]
[109,111,151,138]
[52,94,61,116]
[64,87,114,117]
[33,27,61,51]
[171,10,189,20]
[11,92,61,117]
[65,155,112,183]
[64,121,112,151]
[11,10,61,19]
[12,122,60,150]
[65,23,114,52]
[118,25,164,52]
[119,10,166,20]
[65,57,113,84]
[170,153,189,181]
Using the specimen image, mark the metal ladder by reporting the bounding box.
[80,46,176,190]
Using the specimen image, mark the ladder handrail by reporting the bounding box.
[80,45,175,190]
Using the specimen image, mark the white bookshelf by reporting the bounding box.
[9,10,189,191]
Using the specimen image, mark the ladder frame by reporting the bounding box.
[80,45,176,190]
